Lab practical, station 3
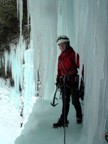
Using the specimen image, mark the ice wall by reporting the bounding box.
[28,0,108,144]
[73,0,108,144]
[28,0,57,100]
[14,0,108,143]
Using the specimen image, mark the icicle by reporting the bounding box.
[26,0,30,31]
[4,50,9,76]
[16,0,19,17]
[16,0,23,37]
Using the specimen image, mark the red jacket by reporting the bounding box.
[57,47,79,78]
[57,47,83,86]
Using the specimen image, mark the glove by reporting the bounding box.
[55,77,60,88]
[56,76,63,87]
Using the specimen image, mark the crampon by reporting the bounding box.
[52,119,69,128]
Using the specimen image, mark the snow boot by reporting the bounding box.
[53,118,69,128]
[76,117,82,124]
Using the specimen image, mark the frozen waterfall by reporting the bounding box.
[27,0,108,144]
[2,0,107,144]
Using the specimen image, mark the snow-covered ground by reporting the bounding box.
[0,85,21,144]
[0,79,84,144]
[15,97,84,144]
[0,82,84,144]
[0,82,107,144]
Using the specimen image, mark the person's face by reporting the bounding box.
[58,42,66,52]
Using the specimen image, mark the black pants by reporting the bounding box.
[60,84,82,121]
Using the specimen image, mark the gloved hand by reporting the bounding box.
[55,77,60,88]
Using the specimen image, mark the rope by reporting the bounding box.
[63,75,67,144]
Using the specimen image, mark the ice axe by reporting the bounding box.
[50,87,59,107]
